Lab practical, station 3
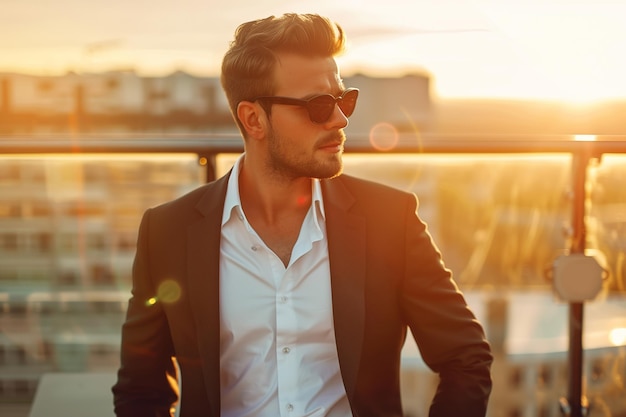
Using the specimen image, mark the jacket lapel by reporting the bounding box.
[321,177,366,398]
[186,172,230,417]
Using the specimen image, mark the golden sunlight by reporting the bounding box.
[337,1,626,102]
[2,1,626,102]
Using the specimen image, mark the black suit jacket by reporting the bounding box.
[112,172,493,417]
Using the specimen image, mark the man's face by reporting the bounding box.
[262,53,350,180]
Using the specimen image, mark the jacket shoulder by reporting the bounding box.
[151,173,228,214]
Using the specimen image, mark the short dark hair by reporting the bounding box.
[220,13,346,134]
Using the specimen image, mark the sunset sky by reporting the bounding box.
[2,0,626,101]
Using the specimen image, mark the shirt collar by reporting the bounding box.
[222,154,244,226]
[221,154,326,226]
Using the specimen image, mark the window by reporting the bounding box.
[0,203,20,218]
[0,233,18,251]
[91,264,114,285]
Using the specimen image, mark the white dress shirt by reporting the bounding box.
[218,155,352,417]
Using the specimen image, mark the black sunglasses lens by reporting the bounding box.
[306,90,359,123]
[338,90,358,118]
[307,95,336,123]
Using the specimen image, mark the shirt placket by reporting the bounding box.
[274,260,299,416]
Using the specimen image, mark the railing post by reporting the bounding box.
[199,152,218,182]
[560,144,594,417]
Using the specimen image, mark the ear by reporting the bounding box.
[237,101,268,140]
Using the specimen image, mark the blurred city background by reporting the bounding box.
[1,1,626,417]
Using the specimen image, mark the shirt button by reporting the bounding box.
[251,246,258,251]
[286,404,294,412]
[279,296,288,303]
[282,347,291,354]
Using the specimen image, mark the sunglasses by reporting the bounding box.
[252,88,359,124]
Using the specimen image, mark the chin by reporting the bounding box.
[314,163,343,180]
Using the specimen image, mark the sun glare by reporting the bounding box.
[609,328,626,346]
[2,1,626,103]
[574,135,597,142]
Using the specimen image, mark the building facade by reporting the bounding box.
[0,71,432,135]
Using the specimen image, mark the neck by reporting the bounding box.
[238,158,312,225]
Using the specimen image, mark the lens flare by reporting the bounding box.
[296,195,310,207]
[159,280,182,303]
[145,280,182,306]
[369,122,399,152]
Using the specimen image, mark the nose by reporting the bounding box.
[325,103,349,129]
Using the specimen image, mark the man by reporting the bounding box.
[112,13,493,417]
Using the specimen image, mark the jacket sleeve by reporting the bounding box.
[111,208,179,417]
[399,193,493,417]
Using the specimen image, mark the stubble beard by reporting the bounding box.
[266,127,345,180]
